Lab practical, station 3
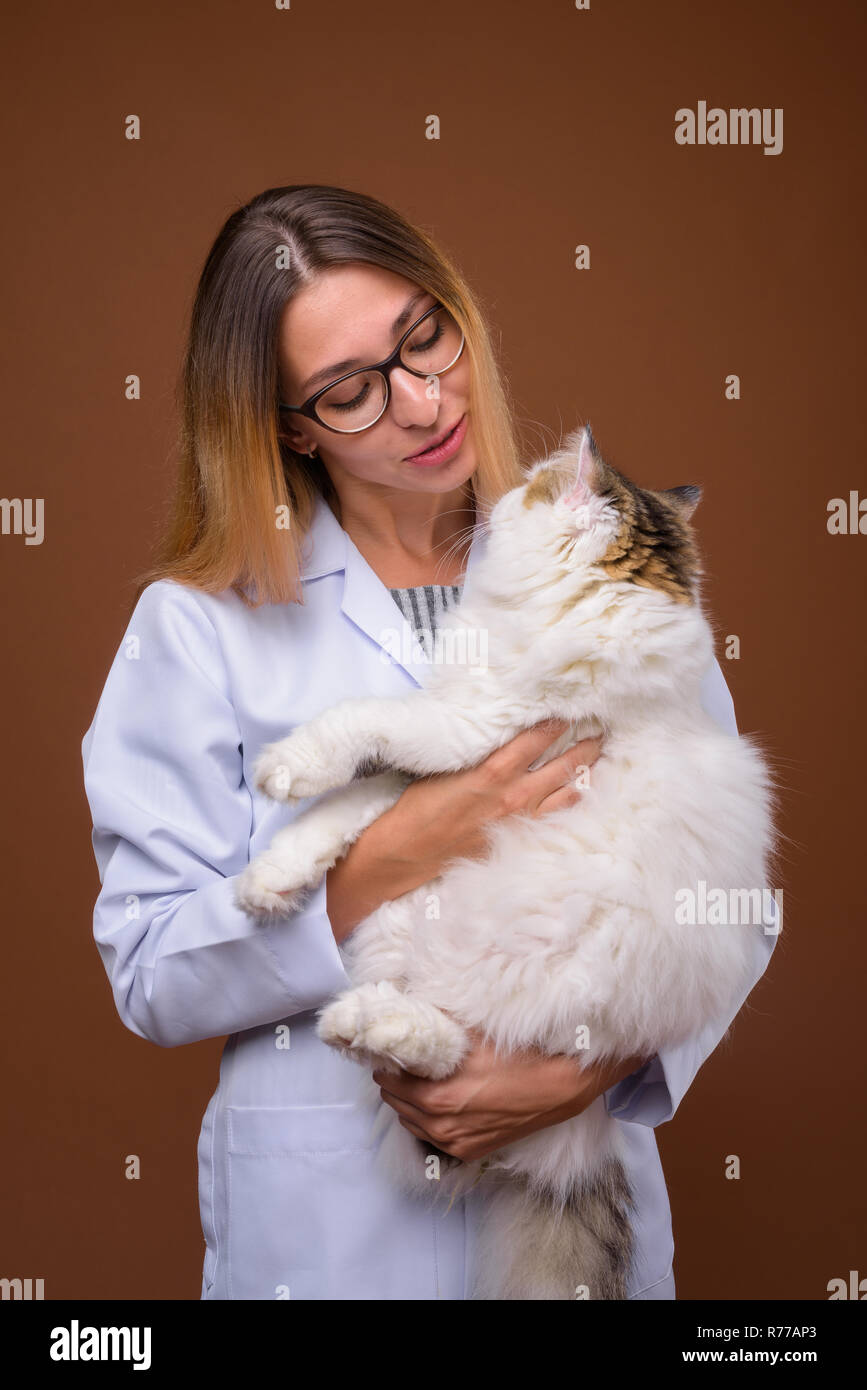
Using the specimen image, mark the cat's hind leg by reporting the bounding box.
[317,980,469,1080]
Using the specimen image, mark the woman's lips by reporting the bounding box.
[404,413,468,466]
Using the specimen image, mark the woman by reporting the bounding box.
[81,184,776,1300]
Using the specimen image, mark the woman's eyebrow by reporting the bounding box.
[299,289,432,393]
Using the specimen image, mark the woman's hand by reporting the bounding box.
[372,1032,652,1162]
[326,718,603,940]
[383,717,603,867]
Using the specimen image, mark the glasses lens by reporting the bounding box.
[400,306,464,377]
[312,307,464,433]
[316,370,388,431]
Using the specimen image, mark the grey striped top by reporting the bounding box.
[389,583,463,656]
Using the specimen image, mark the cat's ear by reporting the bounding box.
[660,484,702,521]
[560,424,598,512]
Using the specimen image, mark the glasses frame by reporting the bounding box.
[277,300,465,435]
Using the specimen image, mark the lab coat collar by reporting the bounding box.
[300,490,488,688]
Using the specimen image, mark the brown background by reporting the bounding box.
[2,0,864,1300]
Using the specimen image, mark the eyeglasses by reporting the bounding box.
[277,301,465,434]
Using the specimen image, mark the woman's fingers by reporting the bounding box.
[533,782,584,815]
[483,718,570,777]
[396,1115,433,1142]
[480,719,605,818]
[524,735,604,811]
[562,734,604,771]
[378,1083,451,1146]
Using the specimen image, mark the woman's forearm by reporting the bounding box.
[324,807,439,942]
[324,723,605,943]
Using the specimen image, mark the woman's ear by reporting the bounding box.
[277,417,316,455]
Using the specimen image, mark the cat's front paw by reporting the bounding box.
[318,991,367,1050]
[234,854,309,917]
[253,726,353,803]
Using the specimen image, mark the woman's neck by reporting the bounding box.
[332,481,476,587]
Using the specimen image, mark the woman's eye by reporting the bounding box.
[331,382,371,412]
[409,324,444,354]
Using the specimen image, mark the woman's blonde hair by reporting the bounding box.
[132,184,525,610]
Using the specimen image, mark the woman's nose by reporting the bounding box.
[386,365,442,429]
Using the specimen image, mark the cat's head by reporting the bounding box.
[482,424,703,610]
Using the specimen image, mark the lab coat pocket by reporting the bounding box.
[224,1103,446,1300]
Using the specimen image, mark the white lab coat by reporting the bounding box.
[81,491,777,1300]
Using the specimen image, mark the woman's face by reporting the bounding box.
[276,263,476,496]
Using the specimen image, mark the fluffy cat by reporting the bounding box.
[235,423,775,1300]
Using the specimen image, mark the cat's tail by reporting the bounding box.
[471,1157,635,1300]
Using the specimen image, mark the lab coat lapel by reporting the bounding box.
[342,541,430,686]
[301,492,489,689]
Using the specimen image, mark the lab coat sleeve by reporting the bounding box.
[603,655,778,1126]
[81,580,350,1049]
